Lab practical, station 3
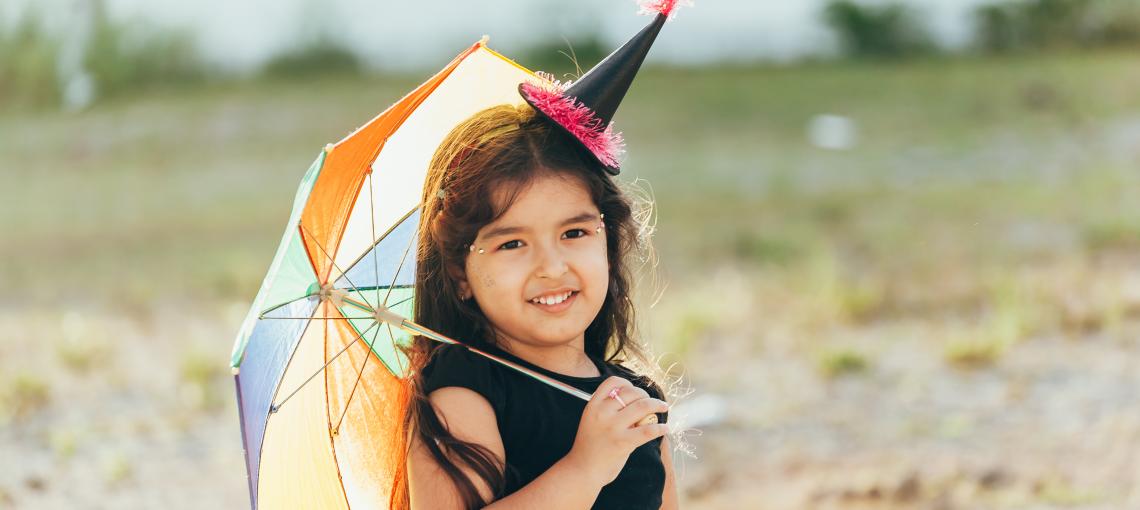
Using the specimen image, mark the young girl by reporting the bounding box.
[389,3,691,508]
[392,101,678,510]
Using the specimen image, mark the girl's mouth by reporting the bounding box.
[529,290,578,313]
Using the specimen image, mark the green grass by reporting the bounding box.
[180,348,229,411]
[944,335,1007,369]
[0,373,51,424]
[0,13,60,109]
[817,347,871,378]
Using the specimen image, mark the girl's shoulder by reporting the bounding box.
[420,343,505,408]
[424,342,491,370]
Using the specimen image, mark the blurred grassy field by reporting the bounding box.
[2,50,1137,310]
[1,49,1139,508]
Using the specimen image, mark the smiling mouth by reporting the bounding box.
[529,290,578,311]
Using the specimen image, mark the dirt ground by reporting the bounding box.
[1,267,1137,509]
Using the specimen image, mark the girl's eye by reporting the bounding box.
[497,229,589,251]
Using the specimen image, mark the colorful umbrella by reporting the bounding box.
[228,39,600,509]
[230,3,688,508]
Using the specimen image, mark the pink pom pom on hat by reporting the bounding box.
[518,0,693,176]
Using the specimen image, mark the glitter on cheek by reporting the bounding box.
[467,257,496,289]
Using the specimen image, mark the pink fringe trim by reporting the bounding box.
[637,0,693,19]
[520,80,625,169]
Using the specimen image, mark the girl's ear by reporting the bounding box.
[448,265,472,300]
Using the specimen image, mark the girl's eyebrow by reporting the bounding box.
[482,211,600,239]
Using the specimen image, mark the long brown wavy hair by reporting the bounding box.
[387,102,665,509]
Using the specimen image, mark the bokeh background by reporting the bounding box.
[2,0,1139,508]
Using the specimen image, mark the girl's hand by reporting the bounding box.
[565,376,670,487]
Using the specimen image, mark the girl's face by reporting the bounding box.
[458,171,609,351]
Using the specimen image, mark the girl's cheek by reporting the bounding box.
[469,258,498,290]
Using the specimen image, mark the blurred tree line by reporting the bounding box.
[825,0,1140,58]
[0,0,606,112]
[974,0,1140,51]
[0,2,206,110]
[0,0,363,111]
[5,0,1140,111]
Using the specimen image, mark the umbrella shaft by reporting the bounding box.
[337,294,592,402]
[406,320,594,403]
[341,295,373,314]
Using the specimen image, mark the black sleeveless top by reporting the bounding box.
[421,342,667,509]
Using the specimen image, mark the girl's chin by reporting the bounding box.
[514,322,592,346]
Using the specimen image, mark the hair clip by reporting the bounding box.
[437,188,446,199]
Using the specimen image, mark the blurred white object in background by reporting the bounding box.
[669,392,728,430]
[57,0,97,111]
[807,113,858,150]
[62,72,96,112]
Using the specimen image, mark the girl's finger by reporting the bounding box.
[625,423,670,446]
[622,385,650,402]
[590,376,633,412]
[616,398,669,429]
[634,413,659,427]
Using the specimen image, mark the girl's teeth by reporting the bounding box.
[533,291,572,305]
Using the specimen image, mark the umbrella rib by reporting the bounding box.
[270,321,378,414]
[299,223,376,312]
[367,171,383,314]
[330,300,413,434]
[258,295,316,318]
[388,294,414,310]
[386,321,409,375]
[383,205,419,307]
[331,325,380,434]
[338,205,421,279]
[258,316,353,320]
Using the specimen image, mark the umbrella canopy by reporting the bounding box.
[227,40,594,509]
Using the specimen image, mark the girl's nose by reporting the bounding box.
[534,243,569,279]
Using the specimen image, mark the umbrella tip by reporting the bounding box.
[479,34,490,46]
[324,143,335,153]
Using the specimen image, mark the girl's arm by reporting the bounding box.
[409,386,608,509]
[659,436,679,510]
[408,387,502,507]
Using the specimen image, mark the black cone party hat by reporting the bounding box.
[519,0,692,175]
